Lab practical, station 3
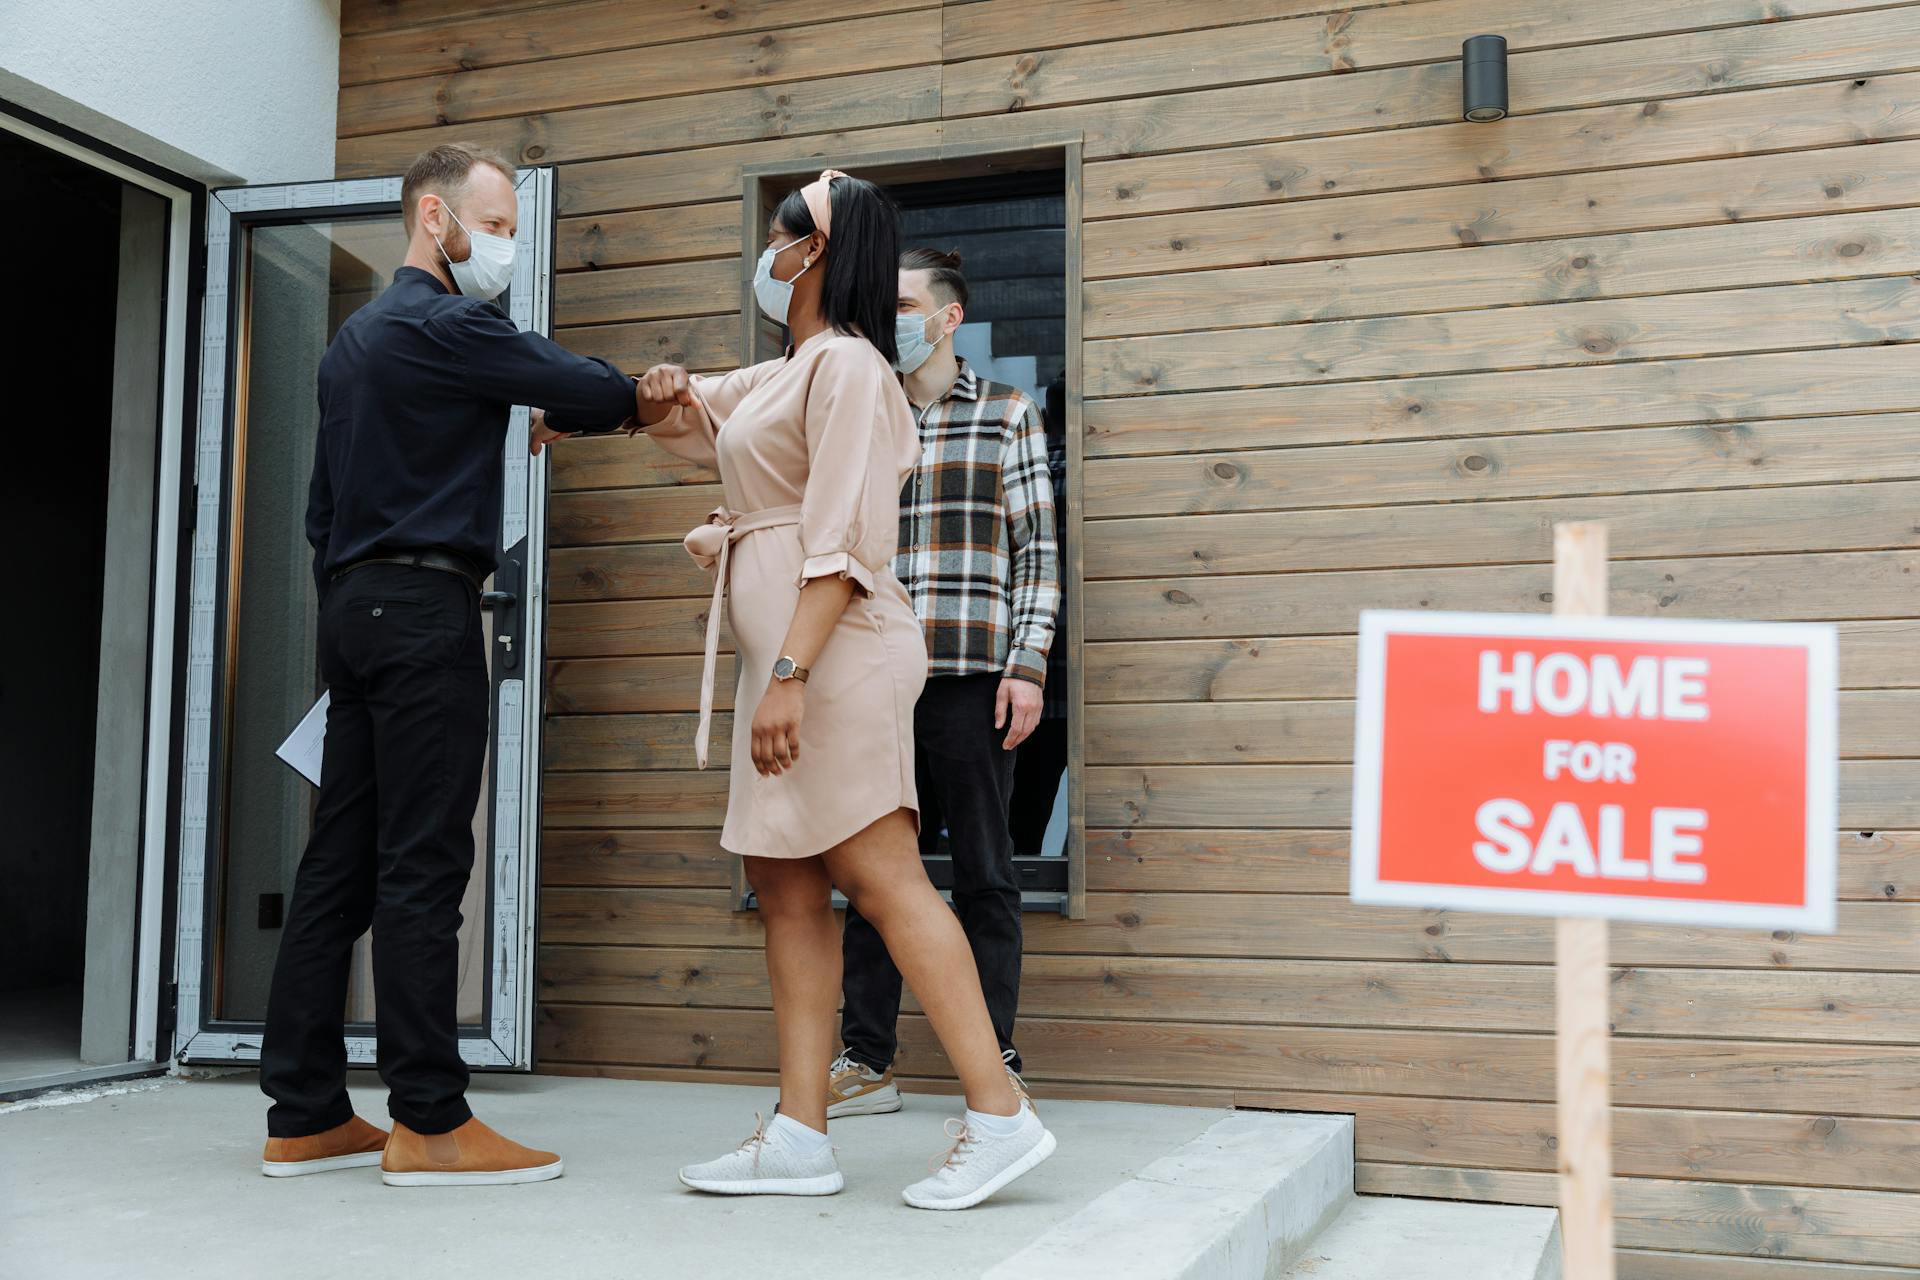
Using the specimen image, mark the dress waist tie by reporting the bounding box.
[683,504,803,768]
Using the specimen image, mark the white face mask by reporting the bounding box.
[752,235,813,326]
[894,304,951,374]
[436,202,516,302]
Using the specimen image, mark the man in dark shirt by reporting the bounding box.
[259,143,640,1186]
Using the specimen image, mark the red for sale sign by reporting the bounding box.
[1350,612,1838,931]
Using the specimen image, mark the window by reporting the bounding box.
[741,143,1086,916]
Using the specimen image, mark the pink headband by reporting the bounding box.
[799,169,849,241]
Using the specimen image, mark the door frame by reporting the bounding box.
[0,102,198,1078]
[171,169,558,1070]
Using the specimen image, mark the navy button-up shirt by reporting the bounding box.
[307,265,635,594]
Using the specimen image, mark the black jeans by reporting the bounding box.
[841,673,1023,1073]
[261,564,488,1137]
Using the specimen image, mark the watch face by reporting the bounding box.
[774,658,795,679]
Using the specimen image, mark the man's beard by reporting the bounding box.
[439,223,471,267]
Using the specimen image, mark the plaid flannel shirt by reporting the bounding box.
[895,360,1061,685]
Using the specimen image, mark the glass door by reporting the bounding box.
[173,170,557,1069]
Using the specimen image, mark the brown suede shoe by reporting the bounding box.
[381,1116,563,1186]
[261,1115,389,1177]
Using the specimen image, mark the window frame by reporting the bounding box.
[736,137,1087,920]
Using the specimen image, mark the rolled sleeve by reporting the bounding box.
[796,550,877,595]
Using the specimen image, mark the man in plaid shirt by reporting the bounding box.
[829,248,1061,1117]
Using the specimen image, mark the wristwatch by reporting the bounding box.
[772,656,810,684]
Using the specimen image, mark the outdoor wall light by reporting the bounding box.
[1463,35,1509,122]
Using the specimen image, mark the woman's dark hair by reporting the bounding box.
[900,247,970,310]
[773,175,900,365]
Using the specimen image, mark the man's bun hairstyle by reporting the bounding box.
[900,246,969,310]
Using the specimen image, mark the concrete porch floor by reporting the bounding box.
[0,1071,1228,1279]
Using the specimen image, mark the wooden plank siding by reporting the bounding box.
[336,0,1920,1271]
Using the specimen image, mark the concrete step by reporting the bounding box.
[985,1112,1355,1280]
[1278,1195,1564,1280]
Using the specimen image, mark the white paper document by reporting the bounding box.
[276,691,330,787]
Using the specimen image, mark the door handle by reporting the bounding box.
[483,561,520,670]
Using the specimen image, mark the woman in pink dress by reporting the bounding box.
[629,171,1055,1209]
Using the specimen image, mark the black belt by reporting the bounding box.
[331,550,486,591]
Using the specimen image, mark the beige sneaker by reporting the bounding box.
[261,1115,388,1177]
[380,1116,563,1186]
[827,1050,902,1118]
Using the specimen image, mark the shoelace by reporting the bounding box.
[829,1052,860,1078]
[930,1117,976,1174]
[1002,1049,1032,1101]
[737,1111,770,1175]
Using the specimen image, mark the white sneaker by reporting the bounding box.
[901,1103,1056,1211]
[678,1114,844,1196]
[828,1050,903,1118]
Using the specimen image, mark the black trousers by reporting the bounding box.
[261,564,488,1138]
[841,673,1023,1073]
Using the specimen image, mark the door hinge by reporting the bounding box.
[182,483,198,534]
[160,982,179,1040]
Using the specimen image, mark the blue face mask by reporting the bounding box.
[752,235,813,326]
[894,305,952,373]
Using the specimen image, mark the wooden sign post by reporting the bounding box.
[1349,521,1839,1278]
[1551,523,1616,1280]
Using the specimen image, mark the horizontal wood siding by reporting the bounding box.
[338,0,1920,1270]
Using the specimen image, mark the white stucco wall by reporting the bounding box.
[0,0,340,185]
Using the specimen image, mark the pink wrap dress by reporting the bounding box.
[645,329,925,859]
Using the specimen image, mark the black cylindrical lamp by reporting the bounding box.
[1463,34,1508,122]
